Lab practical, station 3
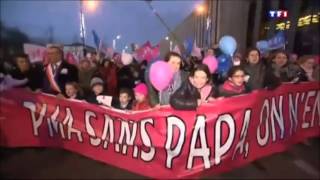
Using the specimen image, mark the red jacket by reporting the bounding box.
[132,100,151,111]
[99,64,118,96]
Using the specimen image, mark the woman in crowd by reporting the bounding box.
[270,50,300,82]
[219,66,249,97]
[10,53,44,91]
[296,55,320,82]
[78,59,96,96]
[132,83,151,111]
[99,58,118,96]
[170,64,217,110]
[64,81,83,100]
[242,48,281,91]
[148,52,188,106]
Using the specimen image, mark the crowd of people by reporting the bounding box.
[0,45,319,111]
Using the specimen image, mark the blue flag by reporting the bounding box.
[256,31,286,54]
[92,30,100,49]
[267,31,286,50]
[183,37,194,56]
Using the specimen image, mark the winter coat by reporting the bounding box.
[243,62,281,91]
[170,81,216,111]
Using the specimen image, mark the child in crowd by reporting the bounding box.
[132,83,151,111]
[112,88,133,110]
[86,77,106,105]
[219,66,249,97]
[64,81,83,100]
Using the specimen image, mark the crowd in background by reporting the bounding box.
[0,45,319,111]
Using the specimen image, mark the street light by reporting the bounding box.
[165,36,172,50]
[113,35,122,51]
[122,45,129,53]
[84,0,98,12]
[196,4,205,15]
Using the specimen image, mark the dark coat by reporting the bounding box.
[67,93,84,100]
[295,66,311,82]
[86,92,107,105]
[10,63,44,91]
[170,81,216,111]
[117,65,135,90]
[243,62,281,91]
[42,60,78,94]
[147,70,189,107]
[111,98,133,110]
[271,63,300,82]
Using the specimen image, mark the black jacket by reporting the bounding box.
[170,81,216,110]
[117,65,135,89]
[42,60,78,94]
[10,63,44,91]
[243,62,281,91]
[111,98,133,110]
[293,66,309,82]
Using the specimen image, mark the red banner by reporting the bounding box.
[0,82,319,179]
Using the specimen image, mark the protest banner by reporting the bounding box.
[0,82,319,178]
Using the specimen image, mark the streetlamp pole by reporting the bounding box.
[80,0,86,56]
[113,35,121,51]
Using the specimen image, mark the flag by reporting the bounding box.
[205,17,213,48]
[256,31,286,54]
[151,44,160,60]
[135,41,153,62]
[92,30,100,49]
[267,31,286,50]
[184,37,194,56]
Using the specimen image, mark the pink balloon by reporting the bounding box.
[149,61,174,91]
[203,55,218,73]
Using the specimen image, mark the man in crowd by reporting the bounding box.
[42,45,78,95]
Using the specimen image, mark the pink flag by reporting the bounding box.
[151,44,160,59]
[135,41,153,62]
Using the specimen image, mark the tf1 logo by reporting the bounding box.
[268,10,288,18]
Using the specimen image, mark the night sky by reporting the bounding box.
[1,0,201,49]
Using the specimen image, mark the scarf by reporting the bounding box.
[222,80,245,94]
[199,84,213,101]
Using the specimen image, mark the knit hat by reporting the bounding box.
[133,83,148,97]
[90,77,104,87]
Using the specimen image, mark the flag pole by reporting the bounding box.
[80,0,86,56]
